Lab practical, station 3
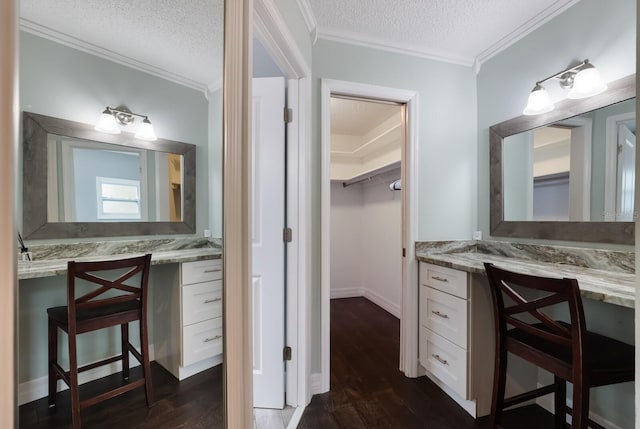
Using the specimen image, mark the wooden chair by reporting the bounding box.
[483,263,634,429]
[47,254,153,429]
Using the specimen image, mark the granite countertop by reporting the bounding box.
[18,238,222,280]
[415,240,635,308]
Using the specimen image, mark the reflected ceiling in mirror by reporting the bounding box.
[23,111,196,239]
[490,73,635,244]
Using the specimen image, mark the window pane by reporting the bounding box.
[102,200,140,215]
[101,183,139,200]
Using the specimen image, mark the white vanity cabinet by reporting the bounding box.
[155,259,223,380]
[418,262,495,417]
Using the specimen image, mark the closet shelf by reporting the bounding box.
[338,161,401,188]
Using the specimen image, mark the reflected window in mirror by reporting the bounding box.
[24,111,196,239]
[47,134,185,223]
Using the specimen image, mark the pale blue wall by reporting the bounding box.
[477,1,636,426]
[312,39,478,371]
[18,32,216,388]
[477,0,636,248]
[19,32,212,242]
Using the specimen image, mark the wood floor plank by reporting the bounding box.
[298,297,556,429]
[19,297,557,428]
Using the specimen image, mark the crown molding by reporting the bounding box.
[19,18,210,95]
[295,0,317,35]
[316,26,474,67]
[254,0,311,77]
[474,0,581,70]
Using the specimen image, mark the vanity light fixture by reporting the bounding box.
[94,106,158,141]
[523,59,607,115]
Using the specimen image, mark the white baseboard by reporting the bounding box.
[362,289,401,318]
[423,369,477,418]
[286,406,306,429]
[19,345,155,406]
[310,372,323,395]
[330,288,401,318]
[330,287,362,299]
[536,388,624,429]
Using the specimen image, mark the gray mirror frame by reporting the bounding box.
[489,73,636,245]
[23,111,196,239]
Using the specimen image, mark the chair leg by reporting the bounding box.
[140,317,153,407]
[571,378,590,429]
[553,376,566,428]
[121,323,130,380]
[68,331,81,429]
[489,345,508,428]
[47,318,58,408]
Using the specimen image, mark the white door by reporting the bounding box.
[616,123,636,221]
[252,77,286,409]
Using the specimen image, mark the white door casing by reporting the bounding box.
[320,79,419,393]
[617,123,636,221]
[252,76,286,409]
[605,111,636,221]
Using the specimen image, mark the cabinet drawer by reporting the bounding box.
[182,280,222,326]
[420,327,469,399]
[182,317,223,366]
[420,263,468,299]
[182,259,222,285]
[425,287,468,349]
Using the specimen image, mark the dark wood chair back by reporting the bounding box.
[67,254,151,332]
[48,254,153,429]
[483,262,634,429]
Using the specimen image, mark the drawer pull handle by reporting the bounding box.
[432,354,449,365]
[204,269,221,273]
[204,298,222,304]
[204,335,222,343]
[431,310,449,319]
[432,276,449,282]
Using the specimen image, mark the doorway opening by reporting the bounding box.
[320,80,420,393]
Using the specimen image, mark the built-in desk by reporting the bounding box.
[17,238,222,405]
[415,240,635,427]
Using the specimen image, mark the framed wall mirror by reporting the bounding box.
[23,111,196,239]
[490,73,636,244]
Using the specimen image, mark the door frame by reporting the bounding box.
[320,79,419,392]
[0,0,18,426]
[254,0,312,407]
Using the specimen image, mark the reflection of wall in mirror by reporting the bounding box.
[502,131,533,220]
[502,98,636,223]
[19,31,210,236]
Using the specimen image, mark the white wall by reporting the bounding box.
[330,169,402,317]
[330,182,363,295]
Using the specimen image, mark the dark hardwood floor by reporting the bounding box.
[19,361,223,428]
[298,297,556,429]
[20,297,555,428]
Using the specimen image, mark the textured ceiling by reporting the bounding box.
[19,0,579,91]
[309,0,577,65]
[20,0,224,90]
[331,97,400,136]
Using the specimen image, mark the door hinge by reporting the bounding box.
[283,227,293,243]
[402,248,406,257]
[283,346,292,361]
[284,107,293,123]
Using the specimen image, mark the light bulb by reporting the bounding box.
[523,84,554,115]
[135,117,157,141]
[568,65,607,99]
[94,108,120,134]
